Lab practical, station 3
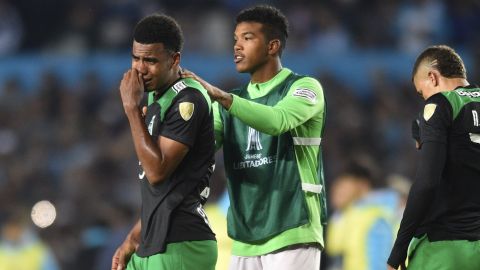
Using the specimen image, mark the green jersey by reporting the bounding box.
[215,68,327,256]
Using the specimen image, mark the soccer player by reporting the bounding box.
[183,5,326,270]
[111,14,217,270]
[387,45,480,270]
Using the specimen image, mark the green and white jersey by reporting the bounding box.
[215,68,327,256]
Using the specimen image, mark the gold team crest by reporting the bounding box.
[423,103,437,121]
[179,102,194,121]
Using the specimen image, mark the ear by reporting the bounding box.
[267,39,281,56]
[171,52,181,68]
[428,70,441,87]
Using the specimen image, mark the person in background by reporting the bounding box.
[327,160,394,270]
[0,207,60,270]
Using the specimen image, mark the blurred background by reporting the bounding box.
[0,0,479,269]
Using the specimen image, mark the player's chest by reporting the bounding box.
[144,103,165,138]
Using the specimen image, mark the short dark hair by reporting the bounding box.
[412,45,467,79]
[133,14,183,52]
[236,5,289,55]
[339,157,384,188]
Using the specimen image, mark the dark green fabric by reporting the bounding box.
[441,86,480,120]
[221,73,309,242]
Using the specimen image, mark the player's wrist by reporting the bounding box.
[216,91,233,109]
[124,106,142,118]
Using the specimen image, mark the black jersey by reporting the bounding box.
[389,85,480,267]
[419,86,480,239]
[136,79,216,257]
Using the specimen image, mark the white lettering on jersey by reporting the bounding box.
[473,110,479,127]
[457,90,480,98]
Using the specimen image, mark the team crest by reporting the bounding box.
[179,102,194,121]
[423,104,437,121]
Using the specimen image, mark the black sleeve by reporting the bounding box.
[388,95,452,268]
[419,93,452,145]
[411,115,420,145]
[159,88,209,148]
[388,141,447,268]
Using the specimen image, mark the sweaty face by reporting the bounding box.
[233,22,270,73]
[131,41,175,92]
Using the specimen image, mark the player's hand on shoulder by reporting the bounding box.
[180,68,225,102]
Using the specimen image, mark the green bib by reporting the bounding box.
[221,73,310,242]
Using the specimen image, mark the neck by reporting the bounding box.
[155,68,181,96]
[425,78,470,100]
[250,57,282,83]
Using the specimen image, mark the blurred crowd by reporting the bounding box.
[1,0,480,55]
[0,0,480,269]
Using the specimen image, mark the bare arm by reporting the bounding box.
[120,69,189,185]
[111,219,141,270]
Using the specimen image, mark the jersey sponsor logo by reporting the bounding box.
[172,81,187,93]
[235,127,276,169]
[138,161,145,180]
[147,115,156,135]
[200,187,210,199]
[423,103,437,121]
[469,133,480,144]
[246,127,263,151]
[292,88,317,103]
[196,204,212,229]
[457,90,480,98]
[179,102,194,121]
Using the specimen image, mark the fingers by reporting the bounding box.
[180,68,196,78]
[137,72,145,92]
[142,106,147,117]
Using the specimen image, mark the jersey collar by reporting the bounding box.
[247,68,292,99]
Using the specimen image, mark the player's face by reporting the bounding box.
[131,41,177,92]
[331,176,363,210]
[233,22,269,73]
[413,66,431,100]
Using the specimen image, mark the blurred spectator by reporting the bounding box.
[326,158,396,270]
[0,0,23,55]
[396,0,447,53]
[0,206,60,270]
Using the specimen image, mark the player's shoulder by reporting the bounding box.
[174,87,208,107]
[426,92,451,109]
[288,75,323,104]
[422,93,452,123]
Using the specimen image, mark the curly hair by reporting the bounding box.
[133,14,183,53]
[236,5,289,55]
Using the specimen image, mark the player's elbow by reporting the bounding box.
[145,171,168,185]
